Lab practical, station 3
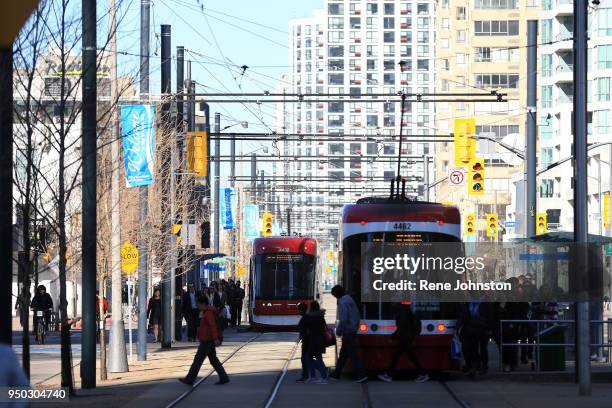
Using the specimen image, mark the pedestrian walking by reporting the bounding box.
[235,281,245,326]
[179,295,230,386]
[377,303,428,383]
[305,301,329,384]
[228,282,238,328]
[182,283,201,341]
[328,285,367,382]
[296,302,314,382]
[147,288,162,342]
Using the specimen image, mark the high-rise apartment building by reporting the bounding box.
[535,1,612,234]
[281,0,437,243]
[434,0,538,239]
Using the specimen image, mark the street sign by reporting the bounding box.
[605,244,612,256]
[505,221,516,228]
[448,168,466,186]
[120,241,139,275]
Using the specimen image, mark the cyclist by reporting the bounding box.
[31,285,53,341]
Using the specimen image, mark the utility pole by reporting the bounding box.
[287,208,292,236]
[186,61,198,287]
[251,153,256,204]
[230,130,236,277]
[423,155,430,201]
[525,20,537,238]
[81,0,97,389]
[259,171,265,211]
[107,0,129,373]
[137,0,150,362]
[573,0,591,396]
[175,45,185,342]
[214,113,221,254]
[0,30,13,346]
[160,24,172,349]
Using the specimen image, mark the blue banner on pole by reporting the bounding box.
[244,204,259,241]
[220,187,236,230]
[120,105,155,187]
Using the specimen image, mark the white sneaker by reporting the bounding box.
[415,374,430,383]
[377,373,393,383]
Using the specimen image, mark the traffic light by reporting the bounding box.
[172,222,182,245]
[604,193,610,228]
[453,118,476,166]
[187,131,207,177]
[200,221,210,249]
[536,212,548,235]
[262,213,273,237]
[464,213,476,236]
[486,213,498,238]
[468,158,485,195]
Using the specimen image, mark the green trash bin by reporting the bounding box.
[538,325,567,371]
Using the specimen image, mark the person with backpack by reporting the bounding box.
[377,303,428,383]
[304,301,329,384]
[328,285,367,382]
[179,295,230,386]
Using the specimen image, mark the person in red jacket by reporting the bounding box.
[179,295,230,386]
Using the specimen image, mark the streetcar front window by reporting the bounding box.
[254,253,315,300]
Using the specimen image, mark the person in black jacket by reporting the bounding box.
[378,303,428,383]
[296,302,313,382]
[304,301,329,384]
[147,288,162,342]
[182,283,201,341]
[31,285,53,336]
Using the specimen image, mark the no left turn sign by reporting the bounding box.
[448,168,466,186]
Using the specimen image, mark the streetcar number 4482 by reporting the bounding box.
[393,222,412,231]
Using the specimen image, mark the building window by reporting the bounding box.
[367,59,377,70]
[366,17,378,29]
[384,73,395,84]
[456,53,465,64]
[456,30,466,42]
[367,115,378,127]
[417,3,429,15]
[540,179,554,198]
[417,31,429,43]
[328,17,344,29]
[442,18,449,29]
[328,31,344,43]
[596,110,610,134]
[328,45,344,57]
[541,19,552,42]
[350,17,361,29]
[417,17,429,29]
[541,116,553,140]
[456,6,466,20]
[540,148,553,168]
[475,73,519,88]
[366,3,378,14]
[598,45,612,69]
[475,0,517,9]
[384,3,395,14]
[541,54,552,77]
[597,77,611,101]
[474,20,519,36]
[417,60,429,70]
[541,85,553,108]
[597,8,612,36]
[384,31,395,42]
[328,3,344,15]
[400,45,412,57]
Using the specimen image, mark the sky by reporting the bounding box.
[117,0,323,160]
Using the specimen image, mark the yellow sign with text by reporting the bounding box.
[120,241,139,275]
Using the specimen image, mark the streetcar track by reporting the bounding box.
[439,380,471,408]
[361,381,374,408]
[165,333,261,408]
[262,338,301,408]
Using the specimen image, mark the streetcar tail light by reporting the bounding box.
[359,220,366,225]
[437,323,446,333]
[359,323,368,332]
[401,301,412,305]
[437,220,444,226]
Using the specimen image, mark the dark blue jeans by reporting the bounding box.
[307,352,327,379]
[335,333,366,378]
[186,341,229,382]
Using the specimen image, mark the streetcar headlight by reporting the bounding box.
[437,323,446,333]
[359,323,368,332]
[370,323,378,332]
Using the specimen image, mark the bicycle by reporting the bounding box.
[34,309,51,345]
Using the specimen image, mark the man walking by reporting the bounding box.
[182,283,200,341]
[235,281,245,326]
[329,285,367,382]
[179,295,230,386]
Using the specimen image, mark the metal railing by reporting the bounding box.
[499,319,612,372]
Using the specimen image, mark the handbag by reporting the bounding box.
[323,326,336,347]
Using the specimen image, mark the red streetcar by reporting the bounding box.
[338,197,462,371]
[249,237,320,330]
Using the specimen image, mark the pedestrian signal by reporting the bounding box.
[262,213,273,237]
[468,158,485,195]
[453,118,476,165]
[536,213,548,235]
[464,213,476,236]
[486,213,498,238]
[187,131,207,177]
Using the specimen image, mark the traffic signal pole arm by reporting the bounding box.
[537,141,612,176]
[469,134,525,160]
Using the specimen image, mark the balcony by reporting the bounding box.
[355,38,362,43]
[555,93,573,105]
[554,62,573,83]
[554,0,573,16]
[553,32,573,52]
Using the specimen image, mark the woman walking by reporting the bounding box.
[147,288,162,342]
[305,301,328,384]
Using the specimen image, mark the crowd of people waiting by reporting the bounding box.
[147,278,246,343]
